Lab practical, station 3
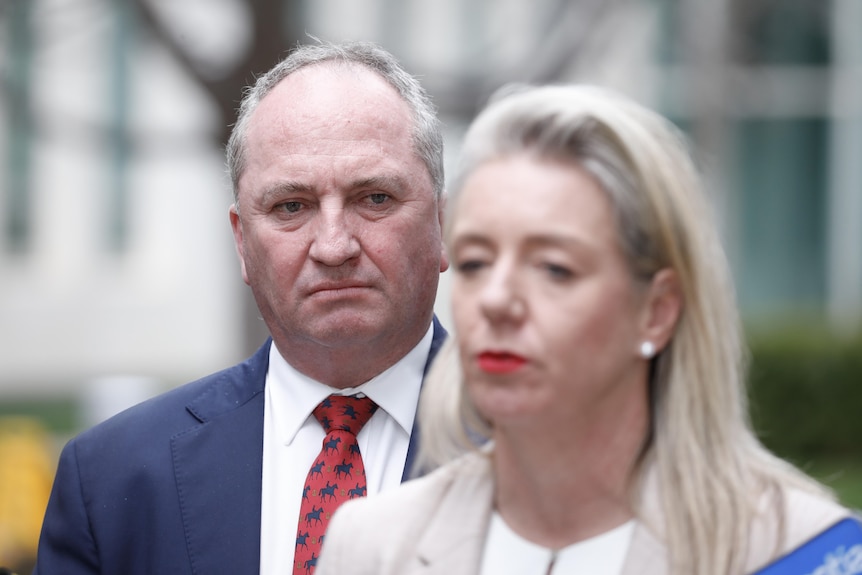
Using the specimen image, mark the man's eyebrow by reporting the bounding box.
[256,175,411,203]
[351,175,408,193]
[260,181,314,203]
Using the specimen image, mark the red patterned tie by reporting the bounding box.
[294,394,378,575]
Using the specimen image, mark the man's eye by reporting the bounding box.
[367,193,389,205]
[277,201,303,213]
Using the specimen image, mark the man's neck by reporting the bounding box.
[272,323,433,389]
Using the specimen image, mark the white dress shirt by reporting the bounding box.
[259,325,433,575]
[480,513,635,575]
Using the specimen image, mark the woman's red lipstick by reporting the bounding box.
[477,351,527,374]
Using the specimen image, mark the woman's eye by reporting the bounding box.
[544,263,574,280]
[456,260,486,274]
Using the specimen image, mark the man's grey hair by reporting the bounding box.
[226,40,444,201]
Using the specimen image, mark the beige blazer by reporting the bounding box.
[316,452,851,575]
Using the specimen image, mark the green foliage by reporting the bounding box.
[747,327,862,461]
[0,398,78,436]
[806,458,862,511]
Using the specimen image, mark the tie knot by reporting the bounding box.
[312,394,378,436]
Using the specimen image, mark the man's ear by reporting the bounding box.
[229,204,251,285]
[639,268,682,354]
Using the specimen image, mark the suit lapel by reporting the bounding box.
[168,317,447,571]
[402,317,447,481]
[172,342,270,574]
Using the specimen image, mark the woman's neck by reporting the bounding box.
[490,384,649,549]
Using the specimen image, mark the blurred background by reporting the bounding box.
[0,0,860,571]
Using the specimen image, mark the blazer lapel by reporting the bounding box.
[619,522,667,575]
[172,342,270,574]
[414,453,494,574]
[620,466,668,575]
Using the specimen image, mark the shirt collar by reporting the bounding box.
[268,324,434,445]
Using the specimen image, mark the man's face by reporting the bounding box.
[230,64,448,379]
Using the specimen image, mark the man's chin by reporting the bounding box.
[306,315,386,345]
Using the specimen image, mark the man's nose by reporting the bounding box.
[308,207,361,266]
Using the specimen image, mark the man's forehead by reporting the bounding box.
[246,65,405,139]
[270,62,396,103]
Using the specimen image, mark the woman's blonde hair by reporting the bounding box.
[419,84,832,575]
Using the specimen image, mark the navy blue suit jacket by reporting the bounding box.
[34,319,446,575]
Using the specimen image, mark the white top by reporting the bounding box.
[259,325,433,574]
[480,513,636,575]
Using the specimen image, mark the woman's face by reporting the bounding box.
[449,155,651,427]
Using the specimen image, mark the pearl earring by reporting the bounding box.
[639,341,656,359]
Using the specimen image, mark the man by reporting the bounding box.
[34,41,448,574]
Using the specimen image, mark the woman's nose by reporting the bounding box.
[478,262,525,323]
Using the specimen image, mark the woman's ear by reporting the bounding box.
[639,268,682,354]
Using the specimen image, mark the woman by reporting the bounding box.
[315,84,851,575]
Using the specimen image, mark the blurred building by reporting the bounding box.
[1,0,860,422]
[0,0,244,411]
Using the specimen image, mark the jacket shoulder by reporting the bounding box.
[782,488,852,543]
[67,341,270,461]
[745,487,853,571]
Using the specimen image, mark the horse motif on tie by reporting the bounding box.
[296,531,309,550]
[304,552,318,574]
[319,481,338,502]
[305,506,323,527]
[323,436,341,455]
[347,483,367,499]
[335,460,353,479]
[309,461,325,479]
